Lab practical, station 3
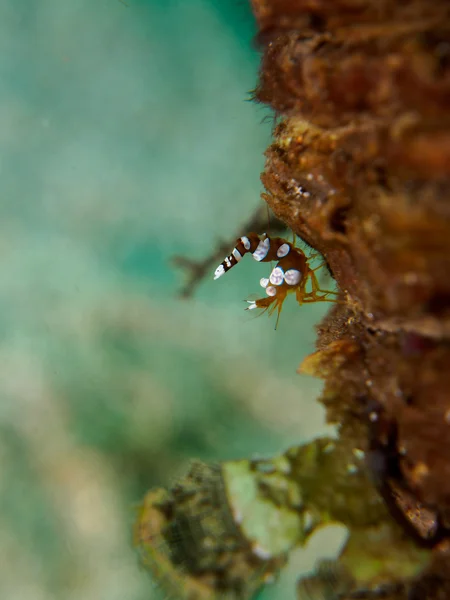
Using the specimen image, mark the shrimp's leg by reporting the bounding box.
[296,271,339,304]
[309,271,339,297]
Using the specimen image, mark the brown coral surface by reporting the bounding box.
[251,0,450,597]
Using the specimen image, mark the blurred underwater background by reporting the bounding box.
[0,1,342,598]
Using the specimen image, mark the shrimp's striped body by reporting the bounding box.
[214,232,338,325]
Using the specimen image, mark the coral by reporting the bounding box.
[135,438,430,599]
[253,0,450,595]
[135,462,287,599]
[137,0,450,597]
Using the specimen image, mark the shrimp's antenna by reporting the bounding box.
[274,306,282,330]
[266,203,271,236]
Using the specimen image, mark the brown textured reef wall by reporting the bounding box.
[251,0,450,595]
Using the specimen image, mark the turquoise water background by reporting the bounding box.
[0,1,341,598]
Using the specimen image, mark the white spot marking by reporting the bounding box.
[252,238,270,261]
[266,285,277,297]
[352,448,365,460]
[284,269,302,285]
[303,511,314,531]
[293,184,311,198]
[369,411,378,422]
[241,236,251,250]
[277,243,290,258]
[214,265,225,280]
[232,508,243,524]
[246,301,257,310]
[232,248,242,262]
[225,257,232,268]
[269,266,284,286]
[252,544,272,560]
[260,277,269,288]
